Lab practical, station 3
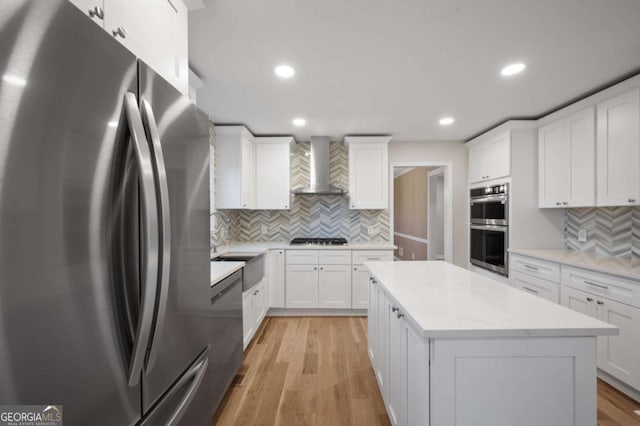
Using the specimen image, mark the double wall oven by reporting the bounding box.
[470,184,509,275]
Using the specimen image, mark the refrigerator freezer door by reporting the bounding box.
[137,62,212,416]
[0,1,141,425]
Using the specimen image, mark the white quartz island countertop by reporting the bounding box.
[364,260,618,338]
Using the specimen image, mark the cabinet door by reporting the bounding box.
[406,323,429,426]
[349,142,389,209]
[566,107,596,207]
[560,286,597,318]
[68,0,105,26]
[487,132,511,181]
[318,265,351,308]
[538,120,568,208]
[368,277,379,367]
[242,291,254,350]
[285,265,318,308]
[269,250,286,308]
[596,297,640,389]
[254,281,267,328]
[240,137,256,209]
[387,306,407,426]
[105,0,187,92]
[377,290,390,403]
[255,141,291,209]
[352,266,370,309]
[597,89,640,206]
[468,144,487,183]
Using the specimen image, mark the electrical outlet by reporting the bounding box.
[399,247,403,256]
[261,225,268,235]
[367,225,376,235]
[578,229,587,242]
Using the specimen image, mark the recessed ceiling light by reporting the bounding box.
[108,120,118,128]
[292,117,306,127]
[2,74,26,86]
[274,65,295,78]
[439,117,454,126]
[501,62,526,77]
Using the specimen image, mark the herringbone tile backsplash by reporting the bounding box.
[211,136,390,244]
[565,207,640,258]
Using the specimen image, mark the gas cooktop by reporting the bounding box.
[289,237,348,246]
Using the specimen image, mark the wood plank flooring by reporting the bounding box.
[213,316,640,426]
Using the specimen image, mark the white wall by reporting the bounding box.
[390,141,468,267]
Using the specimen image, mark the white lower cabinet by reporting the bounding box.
[369,276,429,426]
[268,249,286,308]
[242,279,267,350]
[511,271,560,303]
[352,266,370,309]
[561,282,640,391]
[318,264,351,308]
[285,264,318,308]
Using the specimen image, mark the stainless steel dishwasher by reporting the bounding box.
[209,269,243,414]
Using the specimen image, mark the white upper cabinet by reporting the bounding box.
[254,137,293,210]
[215,126,256,209]
[597,89,640,206]
[538,107,595,208]
[468,132,510,183]
[345,136,391,209]
[68,0,188,94]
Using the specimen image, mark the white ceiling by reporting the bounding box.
[189,0,640,142]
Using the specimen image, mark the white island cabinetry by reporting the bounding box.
[366,261,617,426]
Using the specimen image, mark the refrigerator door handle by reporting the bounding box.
[123,92,160,387]
[140,99,172,373]
[166,350,209,426]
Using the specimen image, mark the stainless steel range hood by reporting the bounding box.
[291,136,346,195]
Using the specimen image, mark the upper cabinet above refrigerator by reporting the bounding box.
[68,0,189,94]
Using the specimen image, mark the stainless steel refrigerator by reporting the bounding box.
[0,1,213,425]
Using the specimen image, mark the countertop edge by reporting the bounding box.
[211,261,245,286]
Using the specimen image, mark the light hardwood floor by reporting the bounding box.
[214,316,640,426]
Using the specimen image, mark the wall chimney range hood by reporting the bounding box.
[292,136,346,195]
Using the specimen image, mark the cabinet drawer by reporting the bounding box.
[318,250,352,265]
[286,250,319,265]
[352,250,394,265]
[562,266,640,308]
[510,255,560,283]
[511,271,560,304]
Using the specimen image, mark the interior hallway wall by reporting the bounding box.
[394,167,430,260]
[389,140,468,268]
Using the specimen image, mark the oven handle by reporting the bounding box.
[470,195,508,204]
[470,224,508,232]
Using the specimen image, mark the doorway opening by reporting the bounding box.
[390,162,453,262]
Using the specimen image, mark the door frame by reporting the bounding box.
[427,167,445,260]
[390,162,453,263]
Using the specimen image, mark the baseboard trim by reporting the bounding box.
[598,369,640,402]
[267,308,367,317]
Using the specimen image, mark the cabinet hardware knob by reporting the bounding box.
[629,199,636,203]
[112,27,126,38]
[586,297,593,302]
[397,312,404,319]
[556,202,561,206]
[391,306,398,312]
[88,6,104,19]
[354,267,357,271]
[597,300,604,305]
[313,267,317,270]
[562,202,568,205]
[320,267,323,270]
[284,205,288,208]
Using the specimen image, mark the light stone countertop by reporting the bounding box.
[509,248,640,282]
[211,241,396,258]
[365,260,618,339]
[210,261,244,287]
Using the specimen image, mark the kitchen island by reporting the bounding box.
[364,261,618,426]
